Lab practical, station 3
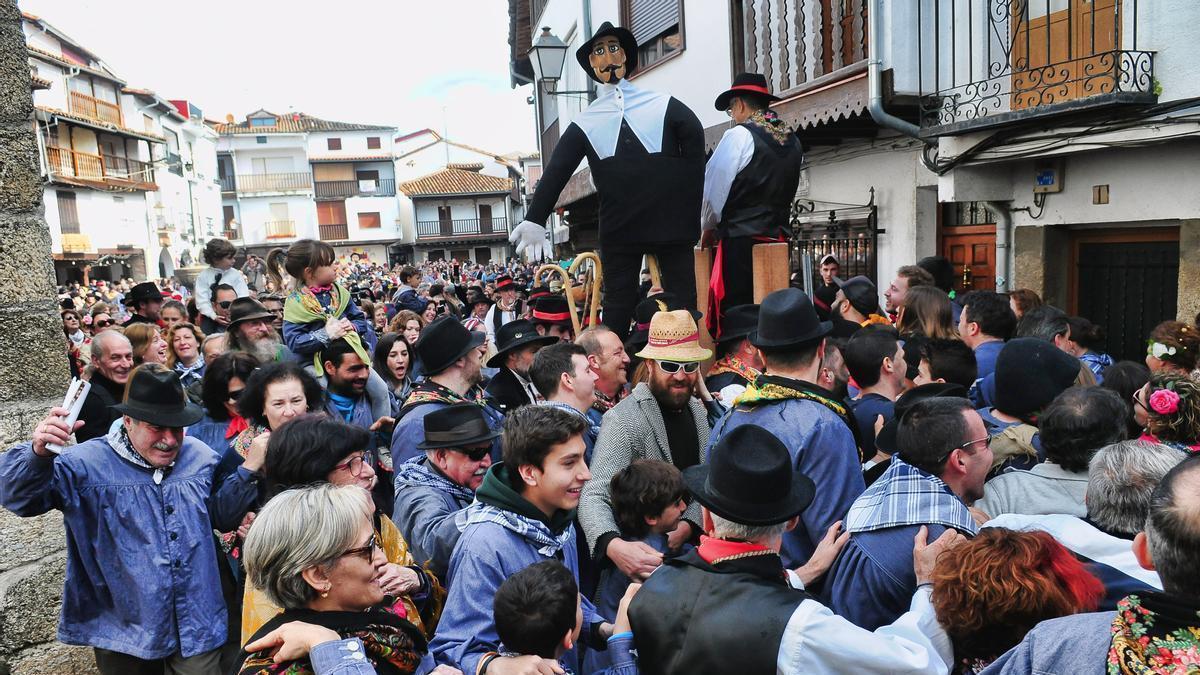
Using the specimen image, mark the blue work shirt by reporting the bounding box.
[0,436,259,659]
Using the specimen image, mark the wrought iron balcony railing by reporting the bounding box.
[318,222,349,241]
[913,0,1154,135]
[416,218,509,240]
[315,178,396,199]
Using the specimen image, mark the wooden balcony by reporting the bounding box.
[314,178,396,199]
[416,217,508,241]
[236,172,313,195]
[265,220,296,239]
[223,227,242,241]
[67,90,124,127]
[46,146,155,190]
[318,222,349,241]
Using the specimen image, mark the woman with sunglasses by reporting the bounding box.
[239,483,441,675]
[240,415,444,649]
[1132,372,1200,454]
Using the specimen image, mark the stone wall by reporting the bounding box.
[0,1,94,672]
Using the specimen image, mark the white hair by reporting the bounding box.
[1087,440,1186,536]
[709,512,788,544]
[242,484,372,610]
[90,329,130,361]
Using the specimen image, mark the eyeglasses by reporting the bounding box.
[227,388,244,402]
[657,360,700,374]
[935,434,991,465]
[1132,391,1149,412]
[340,533,379,560]
[217,301,232,309]
[454,446,491,462]
[332,452,371,477]
[94,320,112,328]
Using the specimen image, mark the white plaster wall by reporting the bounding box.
[307,129,394,157]
[344,194,402,241]
[395,142,512,181]
[42,188,151,253]
[413,197,507,223]
[237,195,316,245]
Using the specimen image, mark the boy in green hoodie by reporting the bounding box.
[429,405,615,675]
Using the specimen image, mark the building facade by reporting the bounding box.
[216,111,402,267]
[509,0,1200,361]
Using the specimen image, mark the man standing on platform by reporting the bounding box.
[701,73,804,337]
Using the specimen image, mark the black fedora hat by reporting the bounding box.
[531,295,573,327]
[416,315,486,375]
[494,275,517,292]
[684,424,815,526]
[465,289,493,308]
[576,21,639,84]
[487,319,558,368]
[123,281,167,306]
[874,382,969,456]
[227,297,275,329]
[714,72,782,111]
[715,304,760,343]
[749,288,832,349]
[112,367,204,428]
[417,402,502,450]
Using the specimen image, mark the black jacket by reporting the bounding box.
[525,98,705,250]
[484,368,535,416]
[77,371,125,442]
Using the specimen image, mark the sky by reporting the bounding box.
[20,0,538,155]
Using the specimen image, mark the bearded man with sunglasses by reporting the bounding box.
[823,396,992,631]
[580,310,711,582]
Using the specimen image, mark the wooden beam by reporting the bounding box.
[752,242,791,302]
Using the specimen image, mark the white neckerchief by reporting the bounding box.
[573,79,671,160]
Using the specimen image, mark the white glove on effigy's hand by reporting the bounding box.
[510,220,554,261]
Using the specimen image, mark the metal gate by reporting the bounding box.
[789,189,880,292]
[1074,235,1178,362]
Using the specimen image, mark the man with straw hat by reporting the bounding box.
[580,310,712,583]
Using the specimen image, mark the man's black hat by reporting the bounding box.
[576,21,639,83]
[417,402,501,450]
[123,282,166,306]
[994,337,1081,418]
[112,367,204,428]
[531,295,573,327]
[487,319,557,368]
[749,288,831,349]
[416,315,486,375]
[684,424,815,526]
[466,289,493,308]
[714,72,781,111]
[227,297,274,330]
[875,382,969,457]
[715,304,760,344]
[836,275,882,318]
[494,275,517,292]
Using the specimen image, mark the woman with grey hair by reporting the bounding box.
[238,483,434,675]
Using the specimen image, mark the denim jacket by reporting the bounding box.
[0,436,260,659]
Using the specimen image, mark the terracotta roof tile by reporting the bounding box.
[216,111,393,135]
[400,167,512,197]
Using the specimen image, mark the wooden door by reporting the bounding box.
[941,224,996,295]
[1011,0,1118,110]
[474,247,492,264]
[478,204,493,234]
[438,206,453,236]
[1069,228,1179,361]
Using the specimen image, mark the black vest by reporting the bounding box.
[628,549,807,675]
[719,123,804,240]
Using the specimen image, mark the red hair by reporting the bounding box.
[930,528,1103,663]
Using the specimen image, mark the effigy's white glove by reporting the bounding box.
[510,220,554,261]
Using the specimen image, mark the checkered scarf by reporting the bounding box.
[454,502,573,558]
[845,457,978,535]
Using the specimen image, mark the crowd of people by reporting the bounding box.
[8,233,1200,675]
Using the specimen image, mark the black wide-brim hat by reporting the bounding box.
[416,401,502,450]
[714,72,782,111]
[486,319,558,368]
[716,304,760,343]
[112,367,204,428]
[531,295,574,327]
[749,288,831,349]
[417,315,487,375]
[576,21,639,83]
[684,424,814,526]
[123,282,167,306]
[875,382,969,456]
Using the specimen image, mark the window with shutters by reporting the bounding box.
[622,0,684,71]
[357,212,381,229]
[366,136,381,149]
[327,137,342,151]
[57,191,80,234]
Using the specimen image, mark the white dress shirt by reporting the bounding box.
[701,124,756,232]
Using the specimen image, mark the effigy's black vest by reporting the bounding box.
[627,548,807,675]
[719,122,804,240]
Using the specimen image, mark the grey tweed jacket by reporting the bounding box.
[578,383,709,555]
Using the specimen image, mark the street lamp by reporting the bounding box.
[528,27,591,96]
